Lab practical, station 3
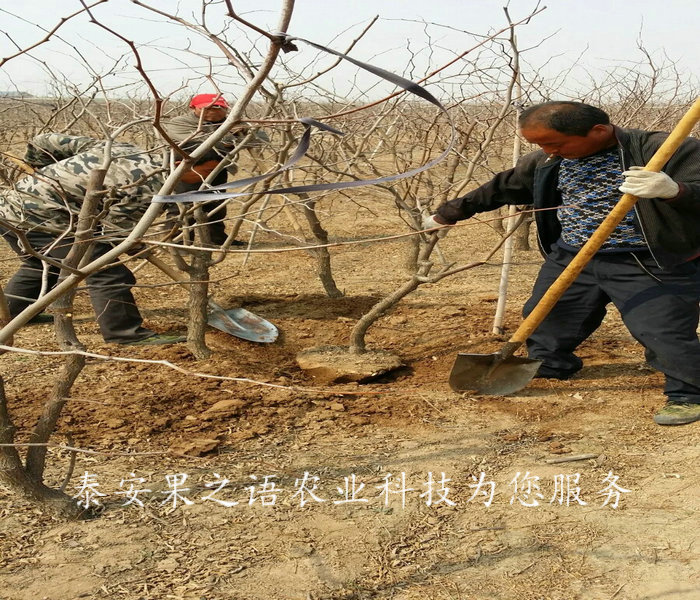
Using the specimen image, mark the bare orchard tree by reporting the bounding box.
[0,124,138,517]
[277,6,553,378]
[330,10,543,357]
[0,0,295,515]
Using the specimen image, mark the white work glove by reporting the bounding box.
[619,166,680,199]
[421,214,450,237]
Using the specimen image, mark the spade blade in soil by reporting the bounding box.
[207,304,278,343]
[449,352,542,396]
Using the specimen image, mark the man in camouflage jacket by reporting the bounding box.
[0,133,182,345]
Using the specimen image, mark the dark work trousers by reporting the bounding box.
[1,229,154,343]
[176,169,228,246]
[523,246,700,403]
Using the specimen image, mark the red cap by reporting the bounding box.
[189,93,229,109]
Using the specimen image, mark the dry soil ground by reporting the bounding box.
[0,197,698,600]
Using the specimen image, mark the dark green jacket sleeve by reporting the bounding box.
[436,150,544,223]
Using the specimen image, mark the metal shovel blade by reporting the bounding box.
[449,353,542,396]
[207,302,278,343]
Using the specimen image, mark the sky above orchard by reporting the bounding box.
[1,0,697,101]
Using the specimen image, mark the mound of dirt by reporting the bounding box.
[296,345,404,383]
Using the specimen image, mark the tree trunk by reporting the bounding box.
[26,167,104,492]
[349,278,420,354]
[349,236,439,353]
[512,214,533,250]
[187,250,212,359]
[0,377,83,518]
[300,196,343,298]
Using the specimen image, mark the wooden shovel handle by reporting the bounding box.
[509,96,700,345]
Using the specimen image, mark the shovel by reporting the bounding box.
[146,254,278,343]
[450,97,700,395]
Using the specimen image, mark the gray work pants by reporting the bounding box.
[2,229,153,343]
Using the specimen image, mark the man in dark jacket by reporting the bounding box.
[163,93,238,245]
[425,101,700,426]
[163,93,268,246]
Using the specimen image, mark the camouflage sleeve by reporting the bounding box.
[162,114,249,157]
[24,133,103,168]
[98,153,165,233]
